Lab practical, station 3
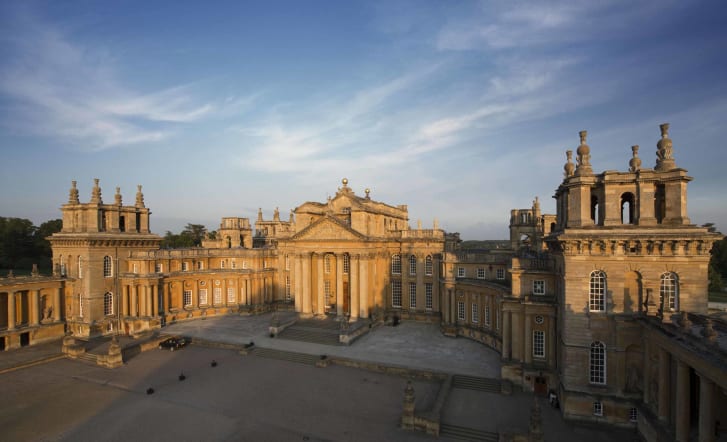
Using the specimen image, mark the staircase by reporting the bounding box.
[250,347,321,366]
[439,423,499,442]
[276,317,342,346]
[451,375,501,393]
[75,352,99,366]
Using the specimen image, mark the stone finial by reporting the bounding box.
[342,177,349,188]
[257,208,263,222]
[365,188,371,199]
[135,185,145,208]
[655,122,676,171]
[433,218,439,229]
[289,209,295,223]
[417,219,422,230]
[68,180,80,204]
[701,318,718,343]
[31,263,39,276]
[533,196,540,213]
[404,380,415,403]
[679,311,692,331]
[629,145,642,172]
[115,187,122,205]
[564,150,575,177]
[90,178,102,204]
[273,207,280,222]
[575,131,593,175]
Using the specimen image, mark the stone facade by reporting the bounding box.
[0,123,724,441]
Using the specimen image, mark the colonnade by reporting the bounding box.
[121,283,159,317]
[1,288,62,329]
[292,252,369,319]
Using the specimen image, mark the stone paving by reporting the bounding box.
[0,314,641,441]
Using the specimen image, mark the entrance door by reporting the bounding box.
[534,376,548,395]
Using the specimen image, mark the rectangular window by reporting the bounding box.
[285,255,290,271]
[533,330,545,358]
[392,280,402,308]
[485,305,491,326]
[343,254,350,274]
[593,401,603,416]
[533,280,545,295]
[242,261,248,270]
[457,301,465,321]
[425,283,433,310]
[471,303,479,323]
[629,407,637,422]
[325,281,332,304]
[324,255,331,274]
[155,263,162,273]
[409,256,416,276]
[425,257,433,276]
[183,290,192,307]
[213,287,222,305]
[197,261,204,270]
[231,260,236,269]
[409,282,417,309]
[477,268,485,279]
[132,263,138,274]
[496,268,505,280]
[457,267,465,278]
[182,262,189,272]
[221,260,225,269]
[227,287,236,304]
[285,276,291,301]
[199,289,208,306]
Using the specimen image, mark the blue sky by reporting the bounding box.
[1,1,726,239]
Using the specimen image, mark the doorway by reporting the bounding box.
[534,376,548,395]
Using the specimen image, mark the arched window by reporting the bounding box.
[660,272,679,311]
[391,254,401,275]
[59,255,66,277]
[104,292,113,316]
[103,256,113,277]
[621,193,635,224]
[78,256,83,278]
[409,255,417,275]
[590,341,606,385]
[425,255,433,276]
[589,270,606,312]
[591,195,600,224]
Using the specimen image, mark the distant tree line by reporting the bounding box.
[710,237,727,292]
[0,217,62,274]
[160,223,216,248]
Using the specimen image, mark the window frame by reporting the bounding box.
[409,255,417,276]
[477,268,486,279]
[425,255,433,276]
[589,270,607,312]
[409,282,417,309]
[391,254,401,275]
[533,280,545,295]
[457,301,465,321]
[590,341,606,385]
[227,287,236,304]
[533,330,545,358]
[457,267,466,278]
[392,280,402,308]
[660,272,679,311]
[104,292,113,316]
[425,283,433,310]
[471,303,479,323]
[103,256,113,278]
[199,288,208,306]
[496,268,505,280]
[183,290,192,307]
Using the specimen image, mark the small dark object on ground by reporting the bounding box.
[159,336,190,351]
[179,373,186,381]
[211,360,217,367]
[146,387,155,395]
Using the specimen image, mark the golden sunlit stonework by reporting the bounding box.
[1,124,725,441]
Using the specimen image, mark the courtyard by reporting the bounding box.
[0,315,640,442]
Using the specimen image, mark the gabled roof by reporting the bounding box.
[290,215,368,241]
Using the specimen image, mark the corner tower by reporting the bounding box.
[49,180,161,338]
[546,125,721,424]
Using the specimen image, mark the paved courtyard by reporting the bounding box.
[163,313,502,378]
[0,315,641,442]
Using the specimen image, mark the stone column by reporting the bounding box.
[54,287,62,321]
[658,348,670,421]
[152,284,158,317]
[294,255,302,312]
[675,359,690,442]
[8,291,16,330]
[350,254,359,320]
[336,254,344,317]
[698,374,715,442]
[130,285,138,317]
[121,286,128,316]
[302,254,311,314]
[317,254,325,315]
[31,289,40,326]
[360,256,369,318]
[524,313,532,364]
[146,285,153,316]
[502,310,511,360]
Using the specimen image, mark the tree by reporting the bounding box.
[182,223,207,247]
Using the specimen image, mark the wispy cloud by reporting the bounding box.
[0,9,247,151]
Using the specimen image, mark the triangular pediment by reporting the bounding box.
[291,216,366,241]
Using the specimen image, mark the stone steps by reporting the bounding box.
[76,352,98,365]
[294,317,342,330]
[250,347,321,366]
[276,327,342,346]
[440,423,499,442]
[452,375,501,393]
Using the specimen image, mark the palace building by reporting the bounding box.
[0,124,724,442]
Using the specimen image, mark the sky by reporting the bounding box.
[1,1,726,239]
